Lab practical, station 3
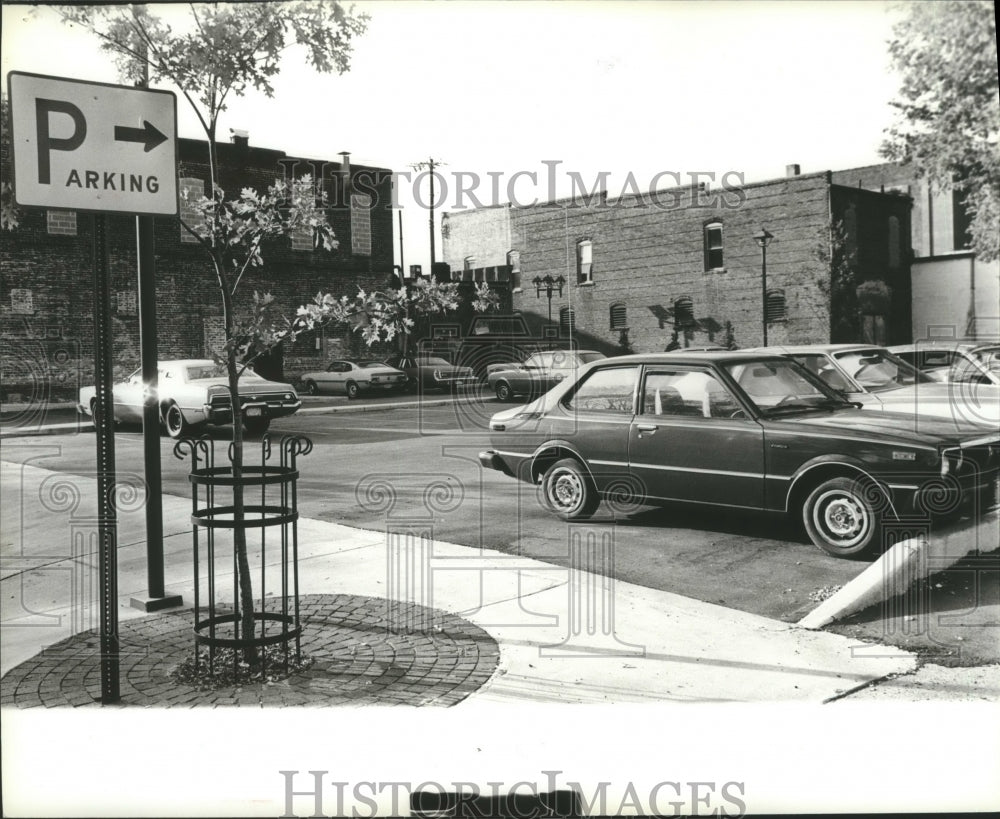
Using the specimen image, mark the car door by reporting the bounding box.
[321,361,349,393]
[115,368,145,423]
[550,364,640,493]
[628,365,766,509]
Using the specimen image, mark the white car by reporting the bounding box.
[298,359,407,398]
[78,359,301,437]
[889,341,1000,387]
[758,344,1000,430]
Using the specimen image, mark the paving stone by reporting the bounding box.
[2,594,499,708]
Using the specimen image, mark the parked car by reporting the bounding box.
[889,341,1000,387]
[383,354,477,392]
[299,359,407,398]
[78,359,300,437]
[487,349,606,401]
[479,351,999,558]
[755,343,1000,429]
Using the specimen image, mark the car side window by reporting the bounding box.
[643,370,742,419]
[564,366,638,414]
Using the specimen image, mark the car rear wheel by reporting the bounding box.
[495,381,514,402]
[346,381,360,400]
[303,380,319,396]
[542,458,600,521]
[163,402,188,439]
[802,477,882,558]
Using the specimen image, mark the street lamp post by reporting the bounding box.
[533,274,565,323]
[753,228,774,346]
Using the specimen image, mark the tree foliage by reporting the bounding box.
[881,0,1000,260]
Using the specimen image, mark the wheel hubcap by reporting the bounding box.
[549,471,582,510]
[815,491,869,546]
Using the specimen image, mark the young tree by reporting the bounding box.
[51,2,478,666]
[881,0,1000,261]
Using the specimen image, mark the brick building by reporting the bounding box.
[0,135,395,401]
[832,163,999,341]
[442,166,914,354]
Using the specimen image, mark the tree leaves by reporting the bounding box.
[882,0,1000,260]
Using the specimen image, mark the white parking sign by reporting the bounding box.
[7,72,178,216]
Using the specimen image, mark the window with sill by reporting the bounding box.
[610,302,627,331]
[577,240,593,284]
[704,221,723,270]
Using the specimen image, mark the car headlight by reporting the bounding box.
[941,448,964,477]
[433,369,442,380]
[285,393,294,400]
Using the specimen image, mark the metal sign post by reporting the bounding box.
[8,71,180,703]
[91,213,120,704]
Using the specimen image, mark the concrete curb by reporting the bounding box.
[799,508,1000,629]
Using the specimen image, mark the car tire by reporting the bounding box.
[90,398,119,429]
[542,458,600,521]
[802,476,882,558]
[495,381,514,402]
[303,380,319,396]
[163,402,188,439]
[346,381,360,400]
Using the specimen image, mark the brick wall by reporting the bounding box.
[0,137,396,398]
[501,173,836,353]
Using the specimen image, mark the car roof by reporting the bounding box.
[748,344,885,354]
[889,341,1000,352]
[595,351,795,366]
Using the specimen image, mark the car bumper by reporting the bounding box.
[204,399,301,424]
[478,449,516,477]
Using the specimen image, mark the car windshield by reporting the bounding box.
[417,357,451,366]
[357,361,384,369]
[973,346,1000,372]
[832,349,931,392]
[725,359,850,415]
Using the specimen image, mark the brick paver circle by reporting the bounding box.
[0,594,500,708]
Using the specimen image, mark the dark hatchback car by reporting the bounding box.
[479,352,1000,558]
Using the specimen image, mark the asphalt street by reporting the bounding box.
[2,391,997,665]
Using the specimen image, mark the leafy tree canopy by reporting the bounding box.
[881,0,1000,260]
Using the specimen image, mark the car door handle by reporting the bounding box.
[636,423,658,436]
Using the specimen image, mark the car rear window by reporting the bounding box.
[564,366,638,414]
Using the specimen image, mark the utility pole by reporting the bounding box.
[411,157,446,268]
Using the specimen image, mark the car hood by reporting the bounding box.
[763,408,998,447]
[867,383,1000,424]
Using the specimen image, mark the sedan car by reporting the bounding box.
[889,341,1000,387]
[299,359,407,398]
[756,344,1000,429]
[488,349,606,401]
[479,351,999,558]
[78,359,300,437]
[383,354,477,392]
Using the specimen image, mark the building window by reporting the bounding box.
[952,189,973,251]
[766,289,786,322]
[887,216,901,269]
[179,177,206,243]
[507,250,521,292]
[46,210,77,236]
[610,302,628,330]
[560,306,576,335]
[673,296,694,328]
[704,221,723,270]
[577,240,593,284]
[350,192,372,256]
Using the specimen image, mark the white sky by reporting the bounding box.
[2,0,903,268]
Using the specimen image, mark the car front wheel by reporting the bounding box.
[802,476,882,558]
[542,458,600,521]
[346,381,360,400]
[303,380,319,396]
[494,381,514,402]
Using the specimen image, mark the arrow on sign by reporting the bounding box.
[114,121,167,152]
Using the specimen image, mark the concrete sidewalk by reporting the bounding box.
[1,459,922,705]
